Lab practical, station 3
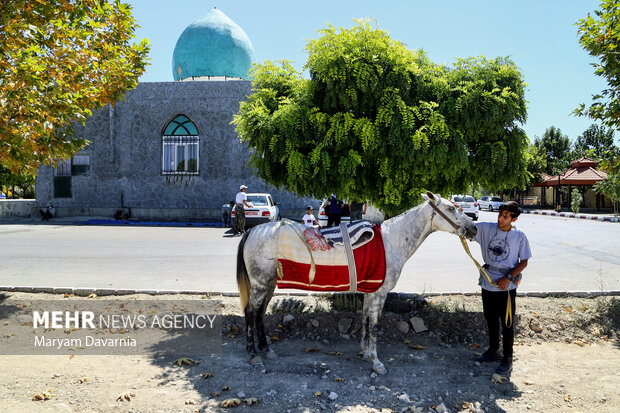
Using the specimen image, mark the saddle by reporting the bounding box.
[276,220,386,293]
[318,221,376,249]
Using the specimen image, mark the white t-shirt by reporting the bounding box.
[302,213,316,227]
[475,222,532,291]
[235,191,247,205]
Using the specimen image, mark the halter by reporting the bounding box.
[427,200,461,231]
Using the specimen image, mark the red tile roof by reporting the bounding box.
[534,158,608,187]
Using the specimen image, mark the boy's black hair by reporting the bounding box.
[499,201,521,218]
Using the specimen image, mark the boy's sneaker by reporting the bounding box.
[475,349,499,363]
[495,357,513,374]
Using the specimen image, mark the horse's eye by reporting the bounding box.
[448,206,455,211]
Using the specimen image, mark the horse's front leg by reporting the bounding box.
[361,291,389,374]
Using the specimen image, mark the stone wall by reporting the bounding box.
[35,81,318,219]
[0,199,36,217]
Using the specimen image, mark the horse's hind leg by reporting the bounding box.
[256,278,277,359]
[361,291,389,374]
[244,304,262,365]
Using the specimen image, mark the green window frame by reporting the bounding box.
[162,115,200,175]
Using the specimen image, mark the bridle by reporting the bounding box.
[427,200,461,231]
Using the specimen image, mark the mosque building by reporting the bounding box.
[34,9,314,219]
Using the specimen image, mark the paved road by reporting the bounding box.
[0,212,618,293]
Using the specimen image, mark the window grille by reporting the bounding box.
[162,115,200,175]
[71,155,90,175]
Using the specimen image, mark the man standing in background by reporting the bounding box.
[233,185,253,235]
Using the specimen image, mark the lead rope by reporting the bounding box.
[459,236,513,328]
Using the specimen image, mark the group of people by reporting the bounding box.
[302,195,368,229]
[321,195,367,227]
[223,187,368,233]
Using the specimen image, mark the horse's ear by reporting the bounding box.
[423,191,438,203]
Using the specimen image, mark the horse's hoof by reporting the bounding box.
[264,349,278,359]
[249,355,263,365]
[372,363,387,375]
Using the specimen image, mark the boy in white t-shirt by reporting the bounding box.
[302,206,321,228]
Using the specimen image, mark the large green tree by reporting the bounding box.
[534,126,572,175]
[0,0,150,173]
[574,0,620,131]
[233,21,528,215]
[573,124,618,158]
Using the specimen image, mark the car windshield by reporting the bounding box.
[247,196,269,206]
[491,197,502,202]
[463,196,475,202]
[453,196,463,202]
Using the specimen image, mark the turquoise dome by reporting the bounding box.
[172,9,255,80]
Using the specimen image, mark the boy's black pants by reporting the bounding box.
[481,288,517,358]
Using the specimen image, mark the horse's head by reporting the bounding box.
[422,191,477,240]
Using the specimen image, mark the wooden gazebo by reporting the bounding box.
[533,157,608,209]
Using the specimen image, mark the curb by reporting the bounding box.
[522,209,619,222]
[1,286,618,298]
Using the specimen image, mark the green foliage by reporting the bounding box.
[594,154,620,214]
[573,124,618,158]
[574,0,620,131]
[525,142,548,182]
[233,20,529,216]
[571,188,583,213]
[0,164,35,198]
[534,126,572,175]
[0,0,150,173]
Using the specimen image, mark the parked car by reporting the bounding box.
[450,195,479,221]
[477,195,504,212]
[230,193,280,228]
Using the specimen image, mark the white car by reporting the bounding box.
[231,193,280,228]
[477,195,504,212]
[450,195,479,221]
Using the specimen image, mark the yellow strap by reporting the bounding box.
[459,236,513,328]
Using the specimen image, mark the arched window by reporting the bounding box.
[161,115,199,175]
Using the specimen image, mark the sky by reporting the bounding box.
[126,0,613,144]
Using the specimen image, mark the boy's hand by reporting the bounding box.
[497,277,511,290]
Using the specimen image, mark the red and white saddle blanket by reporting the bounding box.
[276,220,386,293]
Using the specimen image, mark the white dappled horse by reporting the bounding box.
[236,191,477,374]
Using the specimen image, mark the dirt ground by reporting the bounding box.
[0,292,618,413]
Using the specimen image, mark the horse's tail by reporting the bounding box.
[236,230,252,312]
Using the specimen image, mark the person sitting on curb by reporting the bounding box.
[40,205,56,221]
